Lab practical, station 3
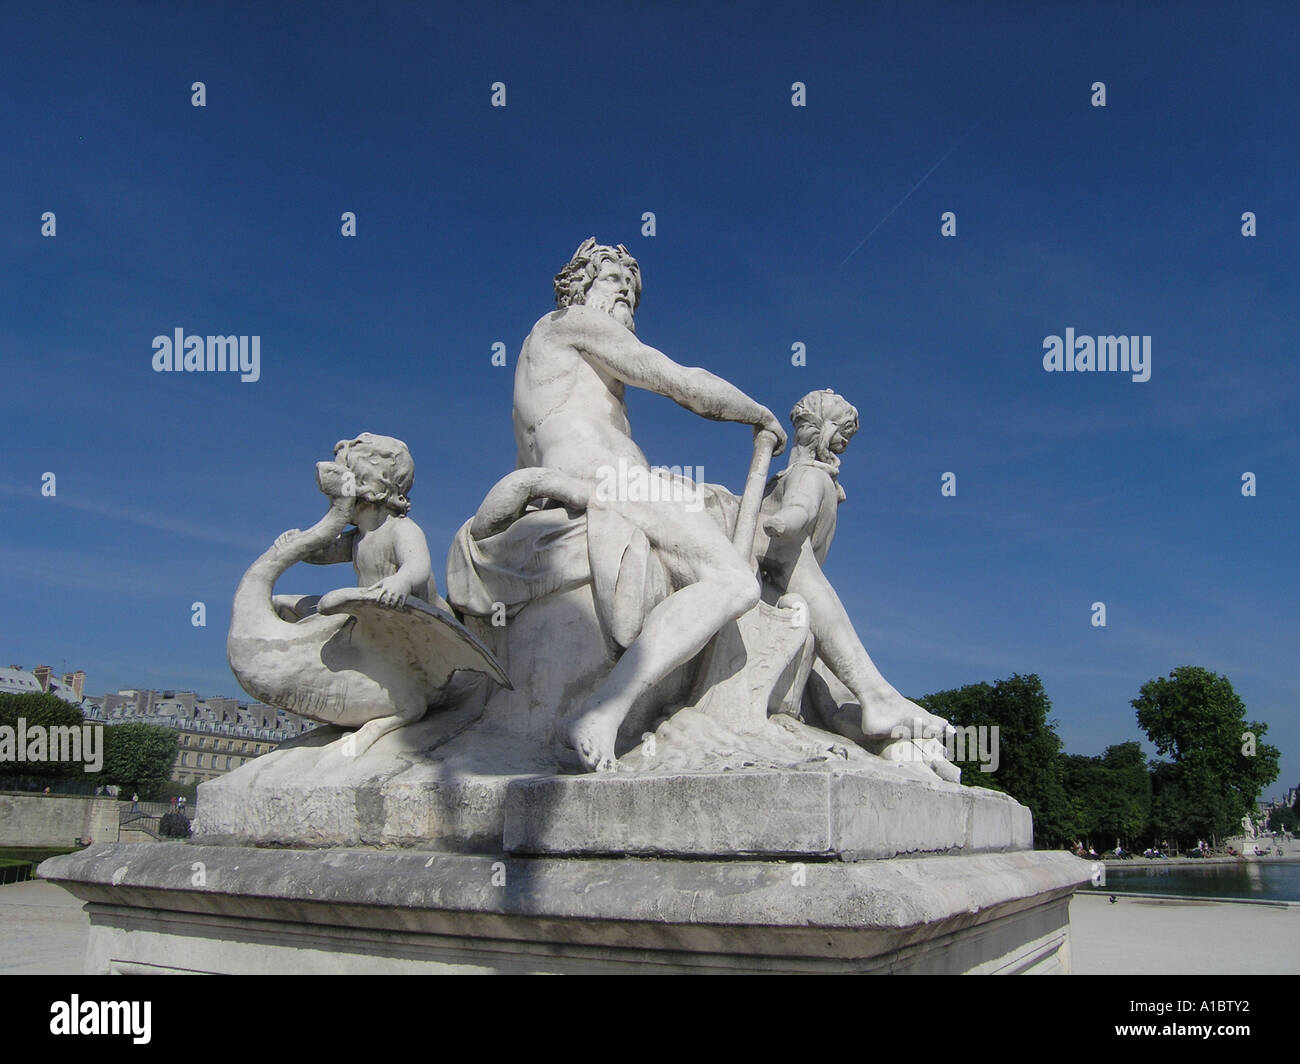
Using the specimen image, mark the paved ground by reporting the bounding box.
[0,880,89,975]
[1070,892,1300,975]
[5,880,1297,975]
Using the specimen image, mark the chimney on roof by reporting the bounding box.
[33,665,53,692]
[64,671,86,700]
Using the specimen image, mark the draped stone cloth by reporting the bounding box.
[446,475,743,649]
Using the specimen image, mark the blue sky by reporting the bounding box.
[2,2,1296,797]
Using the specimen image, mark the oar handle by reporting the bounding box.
[732,429,778,564]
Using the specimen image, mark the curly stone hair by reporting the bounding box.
[333,433,415,515]
[790,389,859,461]
[553,237,642,310]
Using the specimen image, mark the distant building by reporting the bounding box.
[83,688,316,785]
[1261,785,1298,815]
[1,664,86,707]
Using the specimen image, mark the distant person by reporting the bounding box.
[130,793,138,811]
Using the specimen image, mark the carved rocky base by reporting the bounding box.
[192,694,1005,856]
[505,767,1031,859]
[194,749,1026,859]
[39,844,1091,975]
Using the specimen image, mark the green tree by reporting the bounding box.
[1099,741,1153,844]
[917,673,1076,848]
[1060,753,1105,845]
[1134,666,1279,847]
[1266,803,1298,834]
[1148,760,1228,847]
[101,723,177,800]
[1063,742,1152,848]
[0,692,87,783]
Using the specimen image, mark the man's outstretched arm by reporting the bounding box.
[564,307,787,452]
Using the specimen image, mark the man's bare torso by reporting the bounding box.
[513,307,649,479]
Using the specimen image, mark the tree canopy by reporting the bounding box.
[1134,666,1279,846]
[1266,801,1298,834]
[917,673,1075,847]
[0,692,88,782]
[1061,742,1152,847]
[101,723,178,800]
[0,692,178,799]
[916,667,1285,851]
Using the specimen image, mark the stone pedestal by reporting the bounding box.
[40,764,1092,967]
[503,768,1031,859]
[39,843,1089,974]
[41,747,1092,974]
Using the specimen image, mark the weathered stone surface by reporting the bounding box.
[40,843,1092,974]
[192,688,549,850]
[505,771,834,857]
[198,771,522,852]
[966,783,1034,851]
[504,766,1031,859]
[198,699,1032,858]
[0,792,119,849]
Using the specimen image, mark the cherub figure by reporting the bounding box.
[271,433,436,621]
[756,390,958,780]
[230,432,510,759]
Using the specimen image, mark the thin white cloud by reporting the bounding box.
[0,484,265,552]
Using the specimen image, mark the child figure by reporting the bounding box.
[758,390,852,567]
[755,390,958,780]
[272,433,437,621]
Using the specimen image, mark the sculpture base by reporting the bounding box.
[197,763,1029,860]
[193,706,1026,859]
[39,843,1090,974]
[505,767,1031,859]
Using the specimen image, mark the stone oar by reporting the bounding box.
[677,428,811,730]
[732,429,779,564]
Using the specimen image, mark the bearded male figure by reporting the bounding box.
[480,238,948,773]
[502,238,786,771]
